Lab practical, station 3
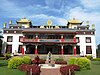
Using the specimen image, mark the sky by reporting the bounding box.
[0,0,100,45]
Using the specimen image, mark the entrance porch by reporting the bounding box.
[23,44,80,55]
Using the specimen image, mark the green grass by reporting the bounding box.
[75,61,100,75]
[0,60,100,75]
[0,60,25,75]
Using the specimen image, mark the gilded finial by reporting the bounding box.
[86,21,89,25]
[92,24,95,29]
[47,19,52,26]
[4,23,6,28]
[24,17,26,19]
[9,20,12,25]
[69,24,72,28]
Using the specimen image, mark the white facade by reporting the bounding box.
[76,35,96,58]
[3,34,23,53]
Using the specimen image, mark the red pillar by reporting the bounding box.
[61,35,64,42]
[35,35,38,42]
[35,45,38,54]
[74,37,76,43]
[22,47,24,55]
[61,45,64,55]
[22,36,25,42]
[74,46,76,55]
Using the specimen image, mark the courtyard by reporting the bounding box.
[0,59,100,75]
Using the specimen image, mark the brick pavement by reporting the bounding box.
[40,68,61,75]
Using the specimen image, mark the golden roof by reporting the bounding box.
[17,17,31,22]
[69,18,82,23]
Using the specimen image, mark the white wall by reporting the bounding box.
[3,34,23,53]
[76,35,96,58]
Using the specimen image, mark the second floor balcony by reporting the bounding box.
[21,38,78,44]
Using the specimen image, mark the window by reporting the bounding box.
[86,37,91,43]
[76,37,80,43]
[86,46,92,54]
[7,36,13,42]
[6,45,12,53]
[19,36,23,42]
[18,45,22,53]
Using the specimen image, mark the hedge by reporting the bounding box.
[8,56,32,69]
[68,57,91,70]
[22,56,31,64]
[8,57,23,69]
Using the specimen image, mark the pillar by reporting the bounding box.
[35,45,38,54]
[61,35,64,42]
[35,35,38,42]
[74,45,76,55]
[74,36,76,43]
[61,45,64,55]
[22,36,25,42]
[22,46,24,55]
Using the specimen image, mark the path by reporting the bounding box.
[40,68,61,75]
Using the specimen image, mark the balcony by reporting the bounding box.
[21,38,78,44]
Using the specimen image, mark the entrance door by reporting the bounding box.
[26,45,35,54]
[46,46,52,53]
[64,45,73,54]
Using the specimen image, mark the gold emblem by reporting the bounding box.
[47,19,52,26]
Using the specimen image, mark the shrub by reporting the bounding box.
[86,55,93,60]
[68,57,91,70]
[92,58,100,61]
[0,57,6,60]
[32,59,46,64]
[76,58,91,70]
[69,65,80,71]
[23,56,31,64]
[18,64,41,75]
[68,57,77,65]
[39,59,46,64]
[8,57,23,69]
[54,58,64,61]
[40,58,46,61]
[4,53,11,59]
[55,60,67,64]
[60,65,75,75]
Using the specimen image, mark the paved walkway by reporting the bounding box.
[41,68,61,75]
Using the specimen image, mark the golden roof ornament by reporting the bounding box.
[55,26,59,28]
[9,20,12,25]
[69,18,81,23]
[92,24,95,29]
[47,19,52,26]
[4,23,6,28]
[69,24,72,28]
[86,21,89,25]
[24,17,26,19]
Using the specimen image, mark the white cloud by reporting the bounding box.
[81,0,100,8]
[31,14,67,25]
[67,6,100,44]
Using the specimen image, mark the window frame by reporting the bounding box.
[7,36,13,42]
[86,37,91,43]
[86,46,92,54]
[19,36,23,42]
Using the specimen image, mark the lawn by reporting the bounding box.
[0,60,25,75]
[75,61,100,75]
[0,60,100,75]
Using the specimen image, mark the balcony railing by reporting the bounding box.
[21,38,78,43]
